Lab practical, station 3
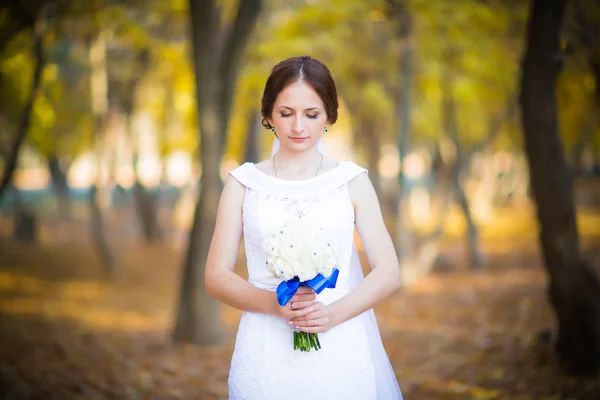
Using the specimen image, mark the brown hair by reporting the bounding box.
[261,56,338,129]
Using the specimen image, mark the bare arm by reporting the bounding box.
[205,174,316,318]
[293,172,401,332]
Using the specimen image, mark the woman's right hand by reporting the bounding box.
[279,287,317,320]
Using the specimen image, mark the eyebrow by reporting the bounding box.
[278,106,322,111]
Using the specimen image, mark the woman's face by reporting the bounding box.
[268,81,328,153]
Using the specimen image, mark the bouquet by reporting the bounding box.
[262,218,339,352]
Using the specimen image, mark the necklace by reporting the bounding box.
[273,153,324,179]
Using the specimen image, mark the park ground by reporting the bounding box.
[0,205,600,400]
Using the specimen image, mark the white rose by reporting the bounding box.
[262,218,338,282]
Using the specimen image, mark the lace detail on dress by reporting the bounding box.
[241,184,356,292]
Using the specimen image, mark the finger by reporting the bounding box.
[289,296,315,306]
[289,292,316,302]
[292,317,328,328]
[291,301,325,317]
[281,305,315,319]
[291,306,316,318]
[289,300,315,310]
[289,318,312,328]
[296,325,327,334]
[291,309,326,322]
[295,287,315,295]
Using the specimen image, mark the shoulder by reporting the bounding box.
[343,160,368,179]
[346,162,374,206]
[228,162,255,188]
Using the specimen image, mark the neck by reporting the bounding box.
[274,146,322,174]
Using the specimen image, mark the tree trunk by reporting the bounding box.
[218,0,263,150]
[441,52,483,270]
[244,110,261,163]
[365,120,382,199]
[132,181,161,243]
[590,60,600,108]
[128,111,161,244]
[452,164,482,269]
[125,49,162,244]
[89,184,116,272]
[0,2,36,58]
[11,186,37,242]
[521,0,600,375]
[173,0,262,344]
[47,154,71,219]
[88,31,116,273]
[0,22,45,201]
[391,0,415,263]
[173,150,222,344]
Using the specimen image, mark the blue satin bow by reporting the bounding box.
[276,268,339,306]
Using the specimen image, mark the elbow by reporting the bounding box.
[204,268,219,299]
[388,263,402,294]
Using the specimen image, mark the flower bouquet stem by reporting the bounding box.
[293,331,321,352]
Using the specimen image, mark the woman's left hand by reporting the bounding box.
[289,301,333,334]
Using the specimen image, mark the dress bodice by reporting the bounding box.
[228,161,367,293]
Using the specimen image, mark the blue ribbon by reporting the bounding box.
[276,268,339,306]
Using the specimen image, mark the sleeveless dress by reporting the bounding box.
[227,161,403,400]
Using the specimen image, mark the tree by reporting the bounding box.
[88,31,117,272]
[120,46,163,244]
[520,0,600,375]
[173,0,262,344]
[439,45,483,269]
[0,6,47,201]
[387,0,416,266]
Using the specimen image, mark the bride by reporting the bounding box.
[205,56,403,399]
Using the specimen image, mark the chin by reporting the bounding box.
[282,139,318,152]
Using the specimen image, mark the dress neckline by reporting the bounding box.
[230,161,367,198]
[251,161,344,184]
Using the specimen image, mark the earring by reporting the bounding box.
[324,126,328,133]
[271,127,275,133]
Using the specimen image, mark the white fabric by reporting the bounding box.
[227,160,403,400]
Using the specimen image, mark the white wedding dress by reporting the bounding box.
[227,160,403,400]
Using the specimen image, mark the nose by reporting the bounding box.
[292,116,304,135]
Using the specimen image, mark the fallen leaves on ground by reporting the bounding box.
[0,237,599,399]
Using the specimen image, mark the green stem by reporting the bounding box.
[303,333,308,352]
[292,331,323,352]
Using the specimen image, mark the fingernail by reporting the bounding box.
[313,299,317,303]
[307,307,313,312]
[295,326,300,329]
[288,321,293,325]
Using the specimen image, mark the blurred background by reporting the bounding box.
[0,0,599,399]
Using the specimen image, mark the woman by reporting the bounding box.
[205,56,403,399]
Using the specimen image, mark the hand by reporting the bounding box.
[290,301,332,334]
[278,286,316,320]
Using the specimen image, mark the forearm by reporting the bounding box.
[328,263,400,328]
[206,269,279,316]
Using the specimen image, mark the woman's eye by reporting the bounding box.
[280,113,292,118]
[306,114,318,119]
